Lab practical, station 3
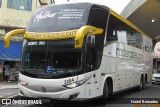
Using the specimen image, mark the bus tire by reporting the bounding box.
[138,76,144,91]
[142,76,146,89]
[152,82,155,85]
[101,81,109,103]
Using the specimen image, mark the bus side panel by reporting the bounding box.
[102,42,153,93]
[142,36,153,83]
[101,43,115,92]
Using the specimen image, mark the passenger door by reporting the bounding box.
[84,36,97,98]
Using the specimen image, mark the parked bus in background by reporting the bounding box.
[4,3,153,102]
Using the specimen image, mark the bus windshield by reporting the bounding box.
[21,39,82,78]
[26,3,90,32]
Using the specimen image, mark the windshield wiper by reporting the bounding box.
[54,69,75,76]
[65,69,75,75]
[20,67,24,72]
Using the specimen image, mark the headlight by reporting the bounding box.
[65,83,77,89]
[63,75,92,89]
[19,80,28,86]
[63,79,85,89]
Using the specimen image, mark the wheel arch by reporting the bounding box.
[101,75,113,96]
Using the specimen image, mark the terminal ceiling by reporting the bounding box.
[121,0,160,40]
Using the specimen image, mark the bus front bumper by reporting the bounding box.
[18,83,85,100]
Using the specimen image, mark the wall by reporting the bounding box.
[0,0,41,28]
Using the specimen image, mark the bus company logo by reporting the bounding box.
[34,11,57,22]
[41,87,46,93]
[116,48,142,60]
[25,30,77,39]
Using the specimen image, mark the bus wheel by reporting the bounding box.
[142,76,146,89]
[138,76,144,91]
[101,81,109,103]
[152,82,155,85]
[98,80,112,105]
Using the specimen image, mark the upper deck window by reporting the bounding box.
[27,4,90,32]
[7,0,32,11]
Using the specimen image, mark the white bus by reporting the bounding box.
[4,3,153,102]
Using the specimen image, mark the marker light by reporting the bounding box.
[151,19,155,23]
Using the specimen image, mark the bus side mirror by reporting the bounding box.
[4,29,25,48]
[75,26,103,48]
[86,35,95,45]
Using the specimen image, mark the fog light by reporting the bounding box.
[19,80,28,86]
[69,93,79,99]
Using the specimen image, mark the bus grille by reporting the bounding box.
[25,85,66,92]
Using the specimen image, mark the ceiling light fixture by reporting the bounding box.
[156,0,160,2]
[151,17,160,23]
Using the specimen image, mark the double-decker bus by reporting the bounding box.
[4,3,153,102]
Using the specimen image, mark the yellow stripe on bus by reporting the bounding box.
[24,30,78,40]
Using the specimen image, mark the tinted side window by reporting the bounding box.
[107,14,143,49]
[143,36,152,52]
[106,15,119,42]
[127,30,143,49]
